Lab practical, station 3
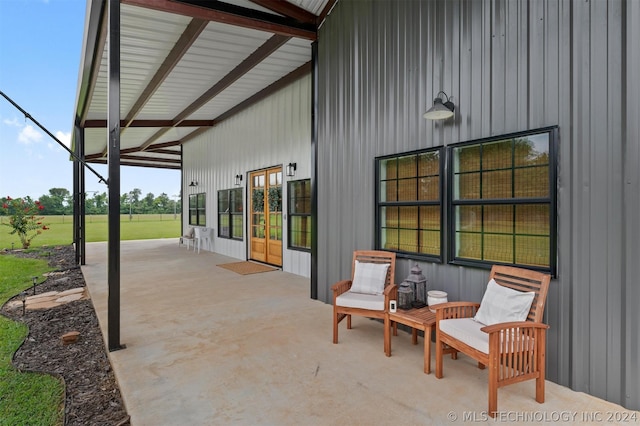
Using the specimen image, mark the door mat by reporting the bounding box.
[217,261,278,275]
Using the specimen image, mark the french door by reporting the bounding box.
[249,167,282,266]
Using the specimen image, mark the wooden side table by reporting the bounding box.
[386,307,436,374]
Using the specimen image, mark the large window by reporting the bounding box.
[376,148,443,261]
[189,193,206,226]
[450,129,557,273]
[288,179,311,251]
[375,127,557,274]
[218,188,243,240]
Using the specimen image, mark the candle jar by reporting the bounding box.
[427,290,448,313]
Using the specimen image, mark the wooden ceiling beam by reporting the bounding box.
[123,0,316,40]
[138,33,290,151]
[248,0,317,25]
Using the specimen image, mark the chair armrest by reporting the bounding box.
[384,283,397,300]
[331,280,352,297]
[480,321,550,334]
[434,301,480,321]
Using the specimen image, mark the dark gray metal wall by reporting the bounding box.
[315,0,640,410]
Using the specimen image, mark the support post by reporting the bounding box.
[107,0,124,352]
[73,126,81,265]
[310,40,318,300]
[79,129,86,265]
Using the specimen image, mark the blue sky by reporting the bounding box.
[0,0,180,201]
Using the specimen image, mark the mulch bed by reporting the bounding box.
[1,245,130,426]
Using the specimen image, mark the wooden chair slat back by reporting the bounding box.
[351,250,396,288]
[489,265,551,323]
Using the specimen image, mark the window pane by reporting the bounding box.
[397,178,416,201]
[290,216,311,249]
[456,231,481,260]
[380,158,397,180]
[483,234,513,263]
[231,214,243,239]
[418,151,439,176]
[514,134,549,167]
[219,214,230,237]
[482,140,512,170]
[381,180,397,202]
[419,230,440,255]
[397,155,416,178]
[455,172,480,200]
[454,145,481,173]
[398,206,418,229]
[484,205,513,234]
[218,190,229,213]
[419,205,440,230]
[398,229,418,252]
[514,166,549,197]
[381,206,399,229]
[189,194,197,208]
[482,169,512,199]
[382,228,398,251]
[515,235,550,267]
[456,205,482,233]
[515,205,550,235]
[418,176,439,201]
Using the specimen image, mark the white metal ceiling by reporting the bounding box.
[76,0,333,169]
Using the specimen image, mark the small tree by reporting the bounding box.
[2,196,49,249]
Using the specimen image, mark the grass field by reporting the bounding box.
[0,214,181,249]
[0,255,64,425]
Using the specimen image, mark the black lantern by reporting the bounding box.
[398,282,414,310]
[405,264,427,305]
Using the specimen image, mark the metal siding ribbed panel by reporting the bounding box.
[317,0,639,409]
[625,0,640,411]
[183,75,311,276]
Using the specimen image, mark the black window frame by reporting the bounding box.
[287,179,311,252]
[374,126,558,276]
[375,147,444,263]
[448,127,558,275]
[188,192,206,226]
[217,188,243,240]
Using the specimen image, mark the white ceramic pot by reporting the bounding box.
[427,290,448,312]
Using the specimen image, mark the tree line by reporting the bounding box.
[1,188,182,216]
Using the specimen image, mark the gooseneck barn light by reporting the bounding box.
[423,91,455,120]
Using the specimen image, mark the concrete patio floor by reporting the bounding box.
[82,239,636,425]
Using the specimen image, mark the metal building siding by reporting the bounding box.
[183,75,312,276]
[316,0,639,409]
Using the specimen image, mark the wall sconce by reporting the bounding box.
[286,162,297,177]
[189,181,198,187]
[235,174,243,186]
[423,91,455,120]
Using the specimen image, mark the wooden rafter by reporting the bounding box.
[123,0,316,40]
[248,0,318,25]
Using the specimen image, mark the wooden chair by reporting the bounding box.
[332,250,396,352]
[434,265,551,417]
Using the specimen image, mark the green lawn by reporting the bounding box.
[0,255,65,426]
[0,214,181,249]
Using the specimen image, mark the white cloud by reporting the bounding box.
[2,117,22,127]
[18,125,44,145]
[53,131,72,150]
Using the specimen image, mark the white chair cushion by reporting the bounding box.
[440,318,490,354]
[350,260,389,295]
[474,278,535,326]
[336,291,385,311]
[440,318,534,354]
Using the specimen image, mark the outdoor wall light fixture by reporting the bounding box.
[286,162,297,177]
[189,181,198,187]
[235,174,243,186]
[423,91,455,120]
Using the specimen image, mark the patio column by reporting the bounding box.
[107,0,124,352]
